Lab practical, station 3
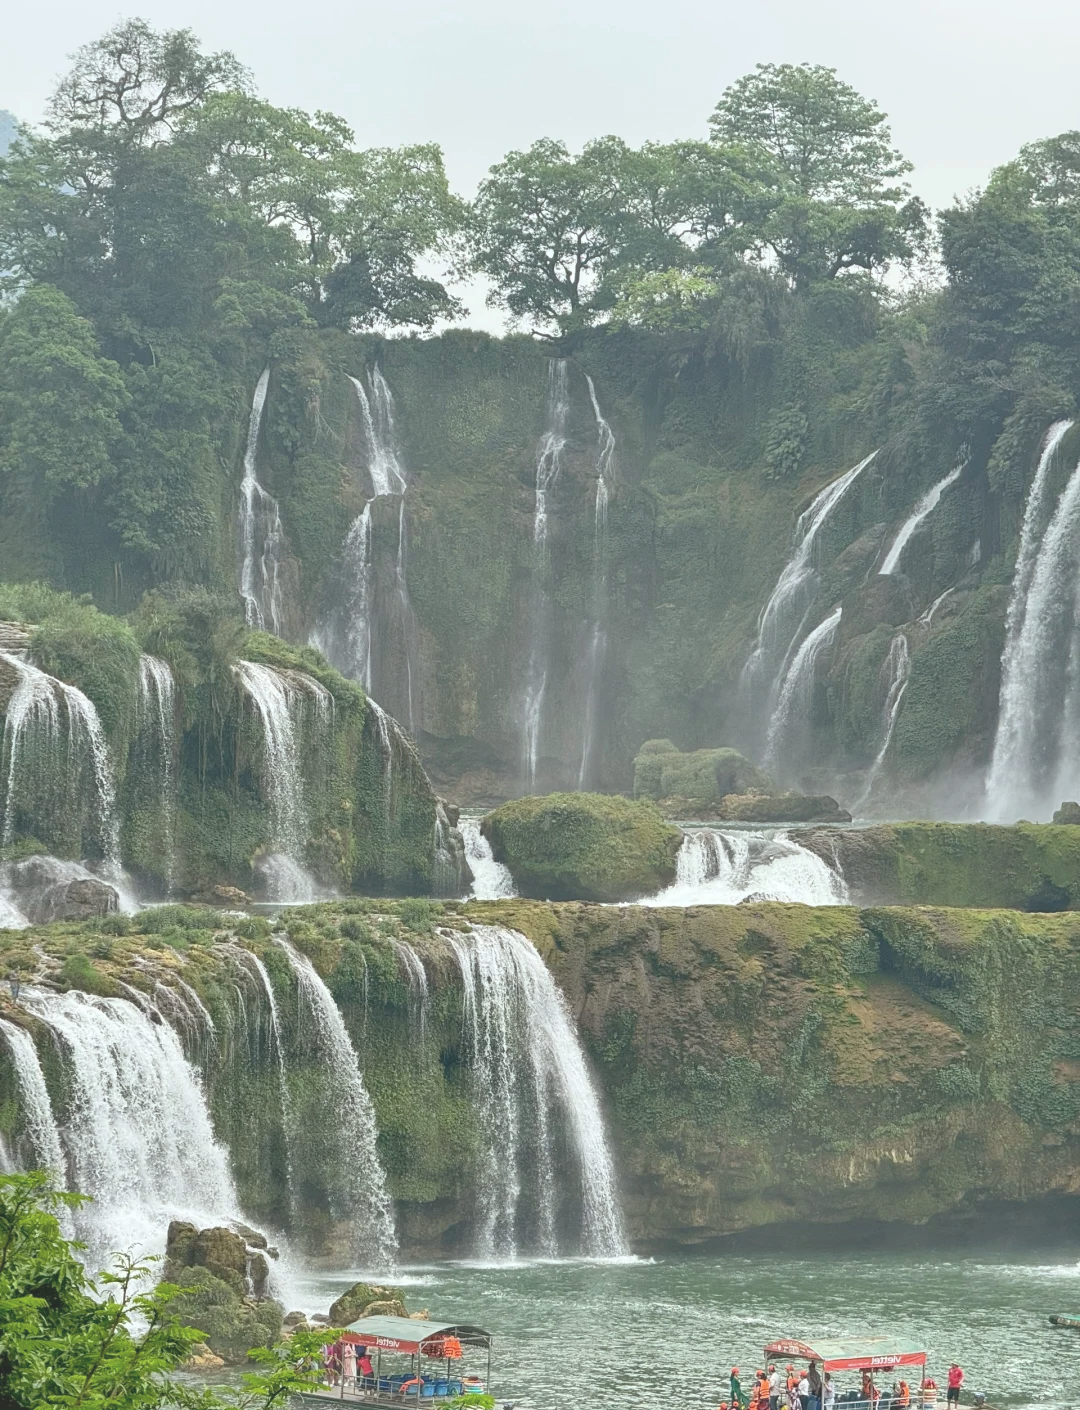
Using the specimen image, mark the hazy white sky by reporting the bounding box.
[3,0,1079,328]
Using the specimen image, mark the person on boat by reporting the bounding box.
[862,1371,881,1408]
[342,1340,357,1387]
[798,1370,811,1410]
[787,1375,801,1410]
[896,1380,911,1409]
[823,1373,835,1410]
[769,1364,782,1410]
[358,1347,374,1387]
[755,1368,771,1410]
[731,1367,749,1408]
[947,1366,964,1404]
[807,1360,822,1410]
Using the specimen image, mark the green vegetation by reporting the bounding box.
[482,793,681,901]
[633,740,774,806]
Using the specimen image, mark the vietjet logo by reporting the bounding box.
[870,1358,902,1368]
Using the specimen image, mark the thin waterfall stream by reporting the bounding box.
[238,367,286,634]
[578,375,614,790]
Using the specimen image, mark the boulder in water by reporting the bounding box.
[633,741,774,808]
[328,1281,409,1326]
[161,1220,283,1363]
[716,792,851,824]
[482,792,681,902]
[6,856,119,924]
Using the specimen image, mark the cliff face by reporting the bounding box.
[3,899,1079,1255]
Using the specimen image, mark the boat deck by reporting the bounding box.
[298,1391,466,1408]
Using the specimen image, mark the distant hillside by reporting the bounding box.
[0,110,17,155]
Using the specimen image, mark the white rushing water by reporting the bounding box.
[0,1017,66,1180]
[136,654,177,892]
[277,940,397,1267]
[578,375,614,790]
[323,369,418,728]
[394,940,429,1051]
[18,987,241,1271]
[0,651,119,867]
[238,367,286,635]
[523,360,571,790]
[764,604,842,776]
[878,460,964,575]
[445,924,626,1261]
[986,420,1077,820]
[740,452,877,720]
[650,828,847,906]
[460,817,517,899]
[855,632,911,812]
[234,661,331,900]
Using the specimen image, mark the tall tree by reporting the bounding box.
[709,63,926,288]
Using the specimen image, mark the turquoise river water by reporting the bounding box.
[290,1252,1080,1410]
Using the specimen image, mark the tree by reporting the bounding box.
[709,63,926,287]
[0,285,129,497]
[0,1171,336,1409]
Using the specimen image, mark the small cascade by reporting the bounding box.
[987,420,1078,819]
[135,654,178,891]
[0,1018,66,1178]
[0,874,29,929]
[764,605,842,777]
[238,367,286,634]
[0,651,119,866]
[433,800,469,897]
[523,360,571,790]
[879,459,965,575]
[321,369,419,729]
[445,923,626,1260]
[460,818,517,900]
[740,452,877,729]
[578,375,614,790]
[276,940,397,1267]
[18,987,242,1271]
[234,661,332,901]
[855,633,911,812]
[650,828,847,906]
[393,940,429,1052]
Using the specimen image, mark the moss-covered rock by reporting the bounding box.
[161,1220,283,1364]
[803,821,1080,910]
[633,741,773,807]
[714,792,850,823]
[328,1281,408,1326]
[482,792,681,901]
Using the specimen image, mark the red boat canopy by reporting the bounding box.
[342,1315,491,1354]
[763,1338,928,1374]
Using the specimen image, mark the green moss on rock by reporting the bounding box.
[633,742,773,806]
[482,792,681,901]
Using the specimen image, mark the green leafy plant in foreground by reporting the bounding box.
[0,1171,334,1409]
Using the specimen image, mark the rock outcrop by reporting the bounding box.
[161,1221,282,1363]
[328,1281,409,1327]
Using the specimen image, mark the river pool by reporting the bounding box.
[290,1252,1080,1410]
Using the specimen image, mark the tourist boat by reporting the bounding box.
[761,1335,933,1410]
[1049,1314,1080,1329]
[298,1314,494,1406]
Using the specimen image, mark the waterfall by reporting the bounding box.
[764,605,842,776]
[578,375,614,790]
[445,923,625,1261]
[740,452,877,726]
[0,874,29,929]
[18,987,242,1271]
[855,633,911,812]
[986,421,1077,820]
[234,661,331,900]
[393,941,429,1052]
[0,1018,66,1179]
[238,367,285,635]
[276,940,397,1267]
[320,369,418,729]
[0,651,119,866]
[136,654,177,891]
[523,360,570,790]
[650,828,848,906]
[460,818,517,900]
[879,459,965,575]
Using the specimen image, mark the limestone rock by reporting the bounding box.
[185,1343,225,1371]
[328,1281,409,1326]
[633,742,774,808]
[165,1220,249,1294]
[1053,802,1080,825]
[715,792,851,824]
[7,857,119,924]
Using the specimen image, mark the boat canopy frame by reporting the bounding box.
[342,1316,492,1355]
[763,1337,928,1374]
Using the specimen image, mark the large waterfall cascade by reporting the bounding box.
[135,654,178,892]
[651,827,848,906]
[986,420,1079,820]
[15,985,243,1273]
[238,367,286,635]
[764,604,842,775]
[0,650,119,868]
[854,632,912,812]
[445,923,626,1260]
[460,817,517,899]
[522,360,571,791]
[740,452,878,729]
[578,376,615,790]
[0,1017,67,1182]
[878,458,965,576]
[277,940,398,1267]
[234,661,332,901]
